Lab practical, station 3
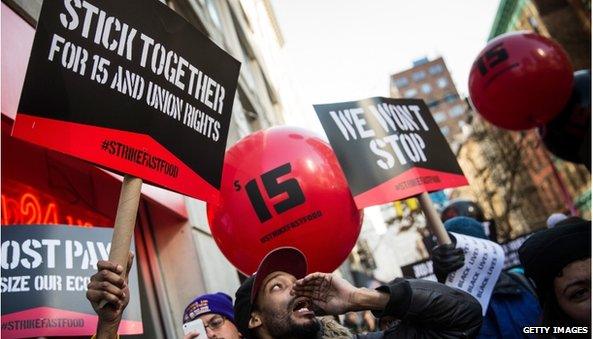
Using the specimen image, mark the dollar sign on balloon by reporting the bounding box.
[207,126,362,275]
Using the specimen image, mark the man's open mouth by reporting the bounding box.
[292,297,315,317]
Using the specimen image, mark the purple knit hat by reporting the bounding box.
[183,292,235,324]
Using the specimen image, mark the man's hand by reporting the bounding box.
[431,243,464,283]
[86,252,134,337]
[292,272,386,315]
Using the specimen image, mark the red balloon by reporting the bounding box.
[468,32,573,130]
[207,126,361,275]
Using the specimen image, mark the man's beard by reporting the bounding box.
[265,310,321,339]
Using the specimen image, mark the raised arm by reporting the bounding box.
[377,278,482,339]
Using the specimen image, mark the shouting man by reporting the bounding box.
[234,247,483,339]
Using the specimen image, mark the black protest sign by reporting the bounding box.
[401,258,437,281]
[314,97,467,208]
[12,0,241,203]
[1,225,142,337]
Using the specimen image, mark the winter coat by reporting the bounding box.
[477,272,541,338]
[352,278,482,339]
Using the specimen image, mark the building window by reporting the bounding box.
[413,57,429,67]
[449,105,465,118]
[449,105,465,117]
[440,126,450,136]
[404,88,418,98]
[411,71,426,82]
[393,77,409,88]
[421,83,432,94]
[444,93,458,103]
[428,64,444,75]
[436,77,448,88]
[433,111,446,123]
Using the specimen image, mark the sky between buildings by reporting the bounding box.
[270,0,500,131]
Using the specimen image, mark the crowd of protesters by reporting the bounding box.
[86,211,591,338]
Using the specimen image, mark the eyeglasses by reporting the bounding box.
[204,315,226,331]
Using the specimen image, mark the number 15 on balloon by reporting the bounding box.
[235,162,305,223]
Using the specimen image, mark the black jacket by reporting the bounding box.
[354,278,483,339]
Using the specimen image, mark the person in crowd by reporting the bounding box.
[233,247,482,339]
[86,251,243,339]
[182,292,242,339]
[431,216,541,338]
[86,248,481,338]
[519,217,591,332]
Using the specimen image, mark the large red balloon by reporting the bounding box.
[207,126,361,275]
[468,32,573,130]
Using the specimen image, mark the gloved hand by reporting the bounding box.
[431,243,465,283]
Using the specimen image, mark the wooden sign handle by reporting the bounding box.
[416,191,451,245]
[99,175,143,308]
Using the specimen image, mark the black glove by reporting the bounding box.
[431,243,465,283]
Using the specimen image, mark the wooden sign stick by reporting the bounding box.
[416,191,451,245]
[99,175,143,308]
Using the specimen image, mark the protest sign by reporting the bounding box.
[314,97,467,209]
[402,231,535,281]
[1,225,142,338]
[11,0,241,302]
[12,0,241,202]
[315,97,466,244]
[446,233,504,314]
[400,259,438,282]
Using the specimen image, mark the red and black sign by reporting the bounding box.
[12,0,240,203]
[1,225,142,337]
[314,97,467,208]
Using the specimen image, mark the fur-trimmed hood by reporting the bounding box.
[318,316,352,339]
